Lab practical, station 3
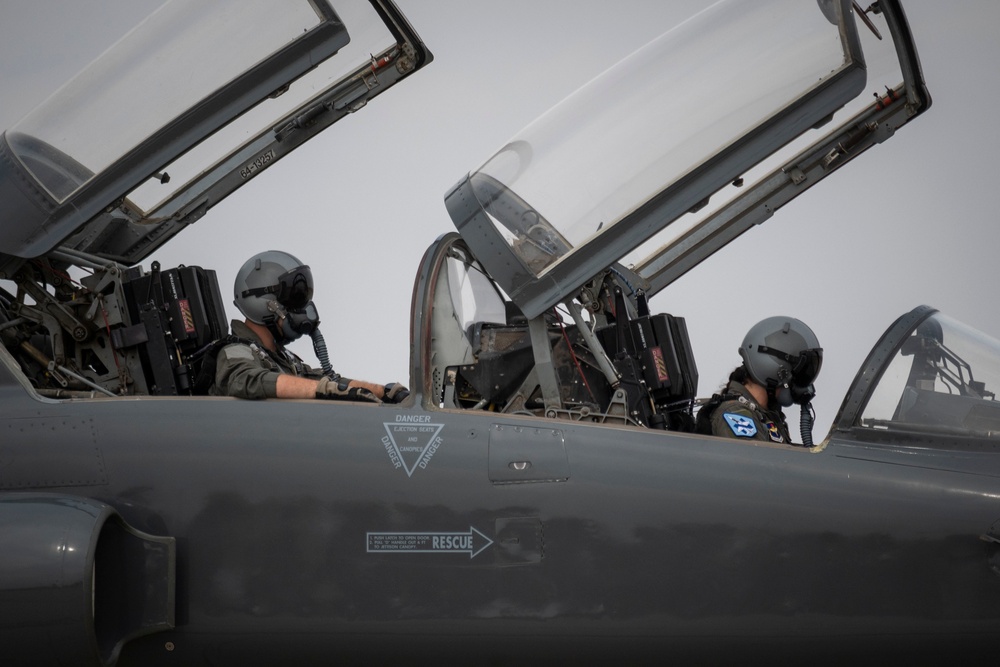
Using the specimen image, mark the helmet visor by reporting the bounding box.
[240,264,314,309]
[275,265,314,309]
[759,345,823,386]
[791,348,822,386]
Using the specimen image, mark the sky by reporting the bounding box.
[1,0,998,439]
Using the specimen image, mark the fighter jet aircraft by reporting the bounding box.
[1,0,998,665]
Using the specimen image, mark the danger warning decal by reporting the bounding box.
[382,415,444,477]
[178,299,196,334]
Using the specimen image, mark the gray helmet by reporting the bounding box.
[738,316,822,406]
[234,251,317,343]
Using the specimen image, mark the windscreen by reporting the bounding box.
[861,313,1000,437]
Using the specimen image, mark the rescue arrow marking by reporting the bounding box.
[366,526,493,559]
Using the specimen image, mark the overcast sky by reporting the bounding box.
[2,1,998,439]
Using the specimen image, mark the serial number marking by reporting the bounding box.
[240,150,275,180]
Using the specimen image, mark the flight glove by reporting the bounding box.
[315,376,380,403]
[383,383,410,404]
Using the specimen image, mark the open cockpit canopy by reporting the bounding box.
[0,0,431,269]
[446,0,928,319]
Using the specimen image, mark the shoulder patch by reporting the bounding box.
[723,412,758,438]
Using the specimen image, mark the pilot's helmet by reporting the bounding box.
[233,250,316,341]
[738,316,822,406]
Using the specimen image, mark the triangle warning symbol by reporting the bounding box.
[383,422,444,477]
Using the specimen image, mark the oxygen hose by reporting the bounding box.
[800,401,815,447]
[309,328,335,378]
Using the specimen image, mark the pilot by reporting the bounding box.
[697,316,822,444]
[211,250,409,403]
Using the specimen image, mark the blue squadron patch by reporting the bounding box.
[764,421,784,443]
[723,413,757,438]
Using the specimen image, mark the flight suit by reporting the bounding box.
[709,380,791,444]
[210,320,321,399]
